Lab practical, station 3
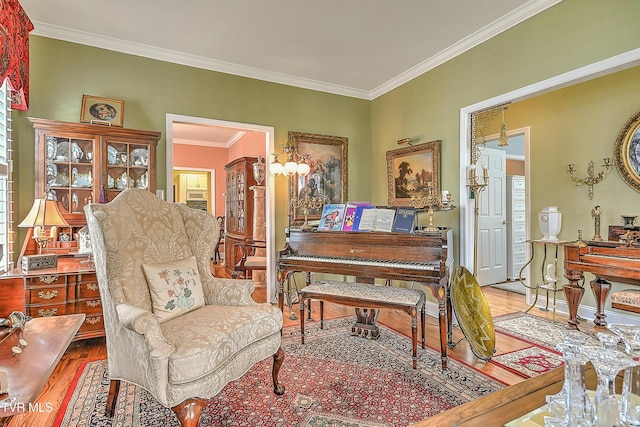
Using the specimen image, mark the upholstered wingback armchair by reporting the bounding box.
[84,189,284,427]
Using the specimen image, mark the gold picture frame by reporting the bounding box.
[386,140,441,206]
[80,95,124,127]
[289,131,348,224]
[614,110,640,194]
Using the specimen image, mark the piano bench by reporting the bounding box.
[611,289,640,313]
[299,280,426,369]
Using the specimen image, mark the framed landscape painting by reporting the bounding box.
[289,131,348,224]
[386,140,441,206]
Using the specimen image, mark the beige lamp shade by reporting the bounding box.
[18,199,69,228]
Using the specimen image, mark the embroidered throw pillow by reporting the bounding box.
[142,255,205,323]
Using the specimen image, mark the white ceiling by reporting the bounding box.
[19,0,560,143]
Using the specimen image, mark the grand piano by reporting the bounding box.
[563,226,640,329]
[277,227,454,365]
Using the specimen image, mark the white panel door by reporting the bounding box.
[476,148,507,285]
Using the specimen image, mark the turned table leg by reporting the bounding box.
[563,269,585,330]
[590,277,612,326]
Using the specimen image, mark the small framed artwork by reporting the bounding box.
[614,109,640,194]
[289,131,348,224]
[386,140,441,206]
[80,95,124,127]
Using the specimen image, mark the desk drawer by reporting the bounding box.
[76,275,100,299]
[75,298,103,314]
[79,314,104,333]
[28,303,68,318]
[26,285,67,304]
[25,274,68,287]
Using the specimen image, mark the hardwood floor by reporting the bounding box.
[5,267,605,427]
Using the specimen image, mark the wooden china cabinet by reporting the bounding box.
[0,117,160,340]
[224,157,258,277]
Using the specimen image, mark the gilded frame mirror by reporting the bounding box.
[614,110,640,194]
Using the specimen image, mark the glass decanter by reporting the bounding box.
[583,346,637,427]
[545,340,593,427]
[609,324,640,426]
[547,330,595,407]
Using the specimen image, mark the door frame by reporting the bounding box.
[165,114,277,300]
[459,48,640,301]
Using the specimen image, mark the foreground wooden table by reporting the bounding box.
[413,365,599,426]
[0,314,84,424]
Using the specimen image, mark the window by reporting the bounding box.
[0,79,14,273]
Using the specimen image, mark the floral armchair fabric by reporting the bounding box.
[84,189,284,426]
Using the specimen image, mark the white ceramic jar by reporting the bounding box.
[539,206,562,241]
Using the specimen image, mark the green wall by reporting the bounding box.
[12,0,640,312]
[14,38,371,250]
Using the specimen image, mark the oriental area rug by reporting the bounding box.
[54,318,504,427]
[490,312,598,378]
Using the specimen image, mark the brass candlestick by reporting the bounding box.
[291,187,323,230]
[411,183,454,232]
[467,164,489,277]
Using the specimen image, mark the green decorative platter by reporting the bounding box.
[450,265,496,361]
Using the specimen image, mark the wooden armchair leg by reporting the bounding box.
[272,346,285,395]
[172,397,208,427]
[105,379,121,417]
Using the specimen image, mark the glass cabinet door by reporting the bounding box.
[45,134,95,214]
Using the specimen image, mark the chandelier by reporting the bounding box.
[269,137,311,177]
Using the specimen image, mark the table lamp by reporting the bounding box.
[18,199,69,270]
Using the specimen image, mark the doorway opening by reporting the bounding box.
[476,129,529,299]
[165,114,277,300]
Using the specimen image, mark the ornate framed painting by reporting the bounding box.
[614,110,640,193]
[80,95,125,127]
[386,140,441,206]
[289,131,348,224]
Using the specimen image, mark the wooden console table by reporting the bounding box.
[0,314,84,424]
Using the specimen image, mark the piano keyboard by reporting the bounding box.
[281,255,439,271]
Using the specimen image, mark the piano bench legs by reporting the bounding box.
[298,281,426,369]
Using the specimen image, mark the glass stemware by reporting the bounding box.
[608,324,640,426]
[583,346,637,427]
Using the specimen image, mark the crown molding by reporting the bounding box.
[370,0,562,99]
[173,130,246,149]
[30,0,560,101]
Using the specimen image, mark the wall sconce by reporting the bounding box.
[567,158,611,200]
[269,138,311,177]
[18,198,69,254]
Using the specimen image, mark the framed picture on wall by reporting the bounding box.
[386,140,441,206]
[614,110,640,194]
[80,95,125,127]
[289,131,348,225]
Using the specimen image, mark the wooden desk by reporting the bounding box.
[412,365,599,426]
[0,258,103,340]
[0,314,84,423]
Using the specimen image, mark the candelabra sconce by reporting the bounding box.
[291,189,323,230]
[467,163,489,199]
[467,163,489,276]
[410,185,455,232]
[567,158,611,200]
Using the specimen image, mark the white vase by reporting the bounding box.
[539,206,562,241]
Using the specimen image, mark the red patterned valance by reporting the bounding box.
[0,0,33,111]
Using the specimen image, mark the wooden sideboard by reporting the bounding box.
[0,257,103,340]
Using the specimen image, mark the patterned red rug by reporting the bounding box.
[491,312,598,378]
[54,318,505,427]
